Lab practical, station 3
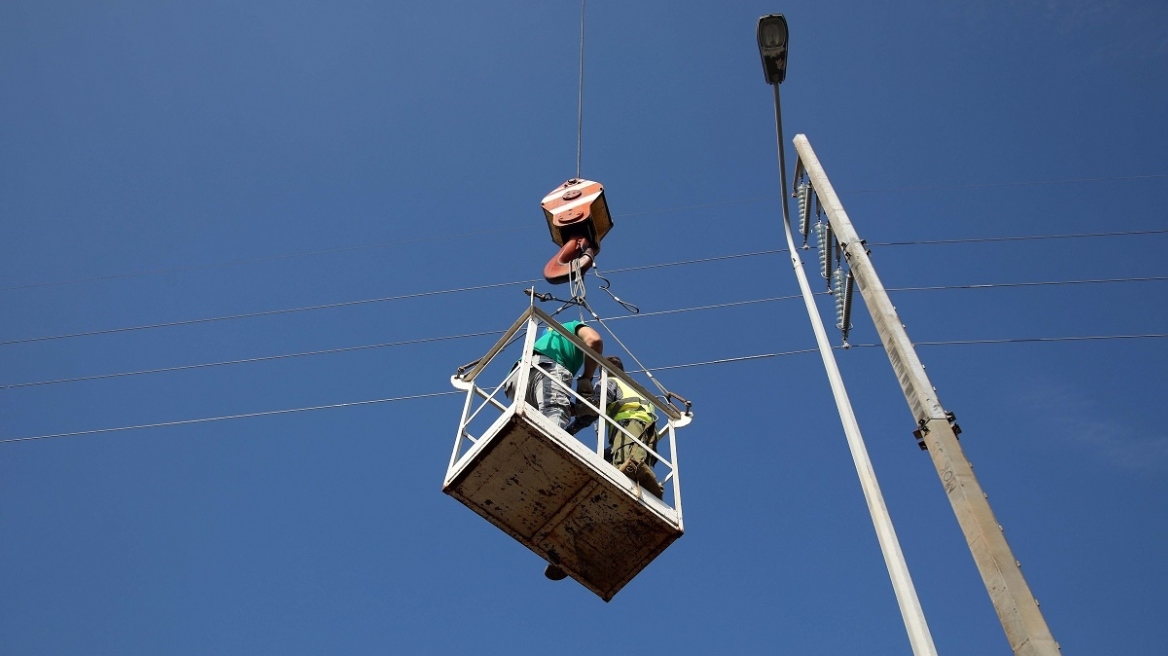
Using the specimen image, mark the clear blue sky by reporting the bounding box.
[2,1,1166,654]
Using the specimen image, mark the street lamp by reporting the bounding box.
[755,14,939,655]
[757,14,788,84]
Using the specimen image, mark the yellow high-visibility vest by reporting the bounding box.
[607,378,657,426]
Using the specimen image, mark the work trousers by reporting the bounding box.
[610,418,658,469]
[506,355,573,430]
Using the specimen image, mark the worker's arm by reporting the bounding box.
[576,325,603,379]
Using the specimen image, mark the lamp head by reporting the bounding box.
[757,14,789,85]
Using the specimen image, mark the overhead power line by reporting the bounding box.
[0,295,801,389]
[0,391,460,444]
[889,275,1168,293]
[0,281,529,346]
[649,334,1168,371]
[4,173,1166,293]
[1,250,792,346]
[4,226,1166,347]
[0,251,796,346]
[877,228,1168,248]
[3,332,1165,445]
[0,227,528,293]
[0,330,505,389]
[843,172,1168,195]
[3,276,1166,389]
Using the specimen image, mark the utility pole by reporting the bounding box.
[758,16,937,656]
[792,134,1061,656]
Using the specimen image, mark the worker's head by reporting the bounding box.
[606,355,624,371]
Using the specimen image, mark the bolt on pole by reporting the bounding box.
[792,134,1061,656]
[769,85,937,656]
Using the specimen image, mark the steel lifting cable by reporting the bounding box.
[538,243,682,408]
[455,289,583,375]
[569,256,587,322]
[577,295,688,412]
[4,333,1166,445]
[554,243,682,407]
[591,262,639,314]
[576,0,586,178]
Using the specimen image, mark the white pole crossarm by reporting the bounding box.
[770,86,937,656]
[793,134,1061,656]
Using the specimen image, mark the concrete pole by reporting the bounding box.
[770,85,938,656]
[792,134,1061,656]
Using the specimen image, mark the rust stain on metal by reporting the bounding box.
[444,415,682,601]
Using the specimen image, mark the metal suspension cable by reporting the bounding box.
[887,275,1168,292]
[0,251,787,346]
[0,227,526,293]
[2,166,1158,291]
[4,332,1164,445]
[2,217,1164,295]
[0,391,460,445]
[876,229,1168,247]
[5,277,1166,389]
[0,252,790,346]
[579,297,673,400]
[646,334,1168,372]
[3,244,1165,347]
[1,330,504,390]
[0,280,527,346]
[608,249,784,273]
[0,296,798,390]
[605,294,800,321]
[843,172,1168,195]
[576,0,586,178]
[912,334,1168,346]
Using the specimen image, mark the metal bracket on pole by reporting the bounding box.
[793,134,1061,656]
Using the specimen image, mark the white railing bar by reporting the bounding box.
[528,306,685,421]
[464,374,516,425]
[597,412,674,471]
[449,385,478,472]
[458,307,535,384]
[668,423,682,527]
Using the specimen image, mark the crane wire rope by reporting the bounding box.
[3,332,1165,445]
[4,228,1166,347]
[576,0,586,178]
[3,275,1166,390]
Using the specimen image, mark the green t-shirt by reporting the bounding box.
[533,320,588,375]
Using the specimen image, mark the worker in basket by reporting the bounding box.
[568,356,663,498]
[505,318,604,430]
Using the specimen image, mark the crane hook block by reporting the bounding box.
[540,178,613,285]
[543,237,599,285]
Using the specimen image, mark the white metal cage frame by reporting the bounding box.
[443,305,693,600]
